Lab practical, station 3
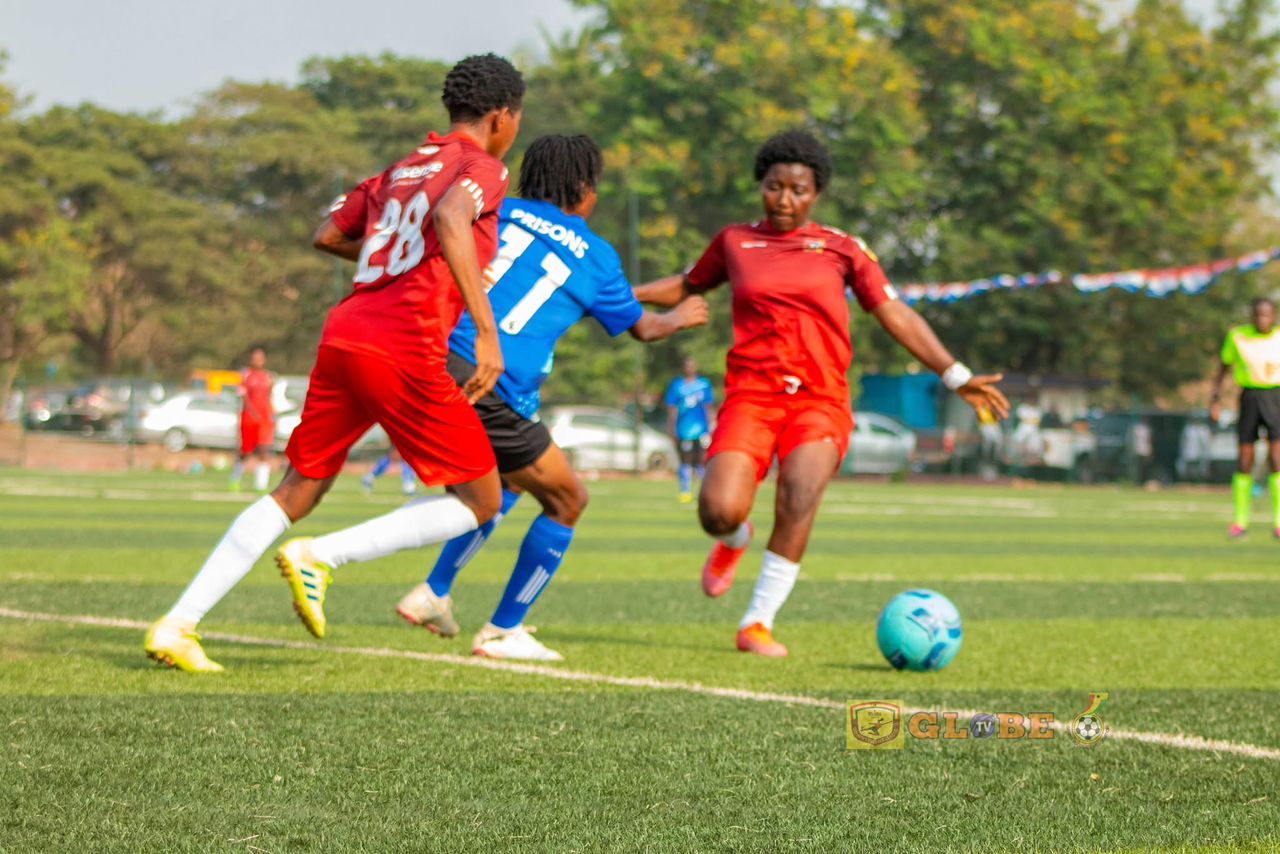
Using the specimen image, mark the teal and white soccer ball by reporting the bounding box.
[876,589,963,672]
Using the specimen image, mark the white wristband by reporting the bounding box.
[941,362,973,391]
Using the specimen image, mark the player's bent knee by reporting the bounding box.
[698,498,747,537]
[536,480,588,527]
[457,482,503,525]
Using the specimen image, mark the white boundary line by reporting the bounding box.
[3,606,1278,762]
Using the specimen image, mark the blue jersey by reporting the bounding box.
[450,198,645,419]
[665,376,715,440]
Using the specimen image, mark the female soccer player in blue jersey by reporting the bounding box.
[330,134,708,660]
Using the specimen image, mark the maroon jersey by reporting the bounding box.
[687,221,896,403]
[322,131,510,363]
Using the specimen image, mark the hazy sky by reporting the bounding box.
[0,0,589,114]
[0,0,1231,115]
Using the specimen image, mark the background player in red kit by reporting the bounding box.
[230,345,275,494]
[635,130,1009,657]
[145,54,525,672]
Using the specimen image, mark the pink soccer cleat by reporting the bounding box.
[701,522,752,598]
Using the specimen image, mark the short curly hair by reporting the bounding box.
[753,130,833,191]
[442,54,525,122]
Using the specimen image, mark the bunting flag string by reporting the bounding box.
[898,247,1280,306]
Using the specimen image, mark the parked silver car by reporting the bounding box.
[138,393,241,452]
[842,411,917,475]
[545,406,677,472]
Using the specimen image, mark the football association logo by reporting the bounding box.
[847,700,904,750]
[1069,692,1109,747]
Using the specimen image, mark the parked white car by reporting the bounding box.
[545,406,677,472]
[842,411,917,475]
[138,393,241,452]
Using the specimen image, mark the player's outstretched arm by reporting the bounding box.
[632,274,692,308]
[627,296,710,342]
[435,185,503,402]
[871,299,1010,420]
[312,218,363,262]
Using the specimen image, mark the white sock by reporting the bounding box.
[309,495,479,569]
[167,496,291,625]
[254,462,270,492]
[717,522,751,550]
[740,550,800,630]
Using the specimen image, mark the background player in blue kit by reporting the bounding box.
[394,134,709,660]
[665,357,716,503]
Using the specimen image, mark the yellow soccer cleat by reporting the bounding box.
[276,537,332,639]
[145,616,224,673]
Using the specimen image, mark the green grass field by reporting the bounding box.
[1,469,1278,852]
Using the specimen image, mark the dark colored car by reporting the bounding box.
[64,379,168,438]
[22,386,77,431]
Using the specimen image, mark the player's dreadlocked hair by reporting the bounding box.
[753,130,833,191]
[518,134,605,210]
[441,54,525,122]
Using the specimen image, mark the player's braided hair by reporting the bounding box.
[753,130,833,191]
[518,134,604,210]
[441,54,525,122]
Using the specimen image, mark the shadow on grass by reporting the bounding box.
[822,661,895,673]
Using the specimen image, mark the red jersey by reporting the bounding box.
[686,221,896,403]
[239,367,275,424]
[322,131,510,364]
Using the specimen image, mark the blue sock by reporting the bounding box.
[400,464,416,491]
[490,514,575,630]
[370,454,393,478]
[695,464,705,480]
[679,464,692,493]
[426,489,520,597]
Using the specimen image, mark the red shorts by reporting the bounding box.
[285,344,495,486]
[707,391,852,481]
[240,417,274,457]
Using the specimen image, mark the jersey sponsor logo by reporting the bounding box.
[508,207,590,259]
[740,241,768,249]
[390,162,444,184]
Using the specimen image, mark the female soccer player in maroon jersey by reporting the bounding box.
[635,130,1009,657]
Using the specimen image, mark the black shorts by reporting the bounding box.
[679,436,709,467]
[447,352,552,473]
[1238,387,1280,443]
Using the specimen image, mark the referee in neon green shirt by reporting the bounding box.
[1210,298,1280,538]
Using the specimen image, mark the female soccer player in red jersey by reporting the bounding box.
[145,55,526,672]
[635,130,1009,657]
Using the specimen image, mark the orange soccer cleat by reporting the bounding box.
[701,522,752,598]
[736,622,788,658]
